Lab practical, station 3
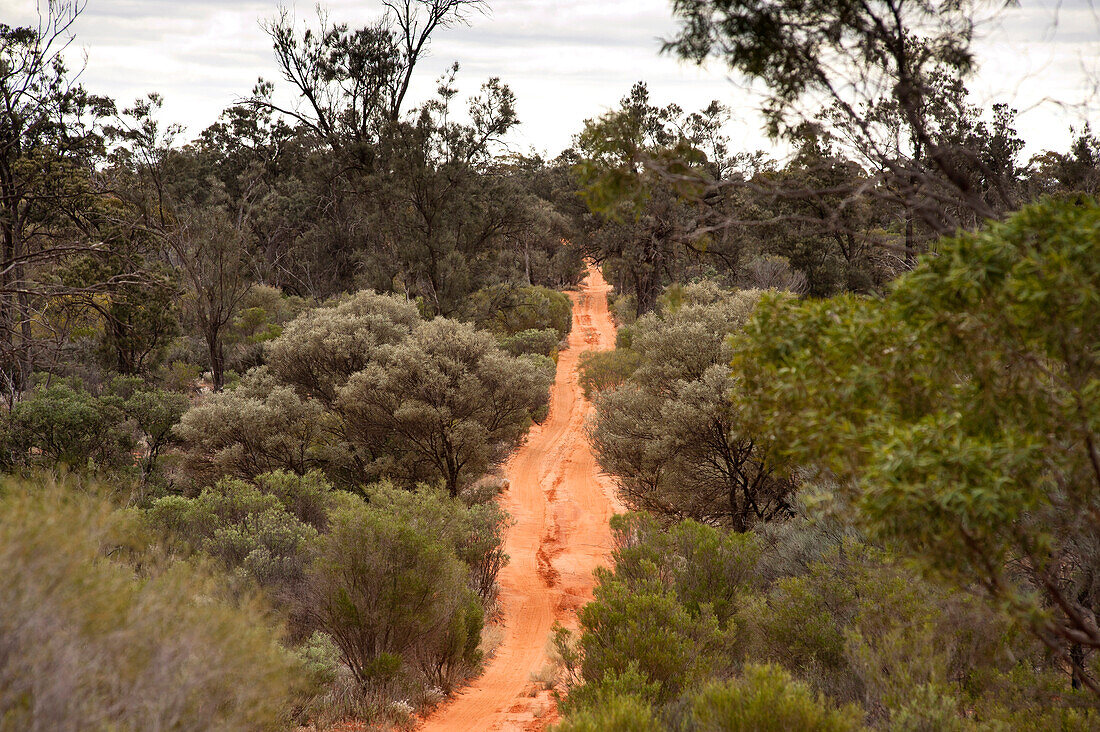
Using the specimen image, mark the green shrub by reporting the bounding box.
[498,327,561,358]
[7,378,130,468]
[577,348,641,399]
[557,662,660,719]
[183,303,553,495]
[302,493,484,691]
[109,378,190,489]
[686,664,864,732]
[578,569,726,704]
[147,474,323,593]
[554,691,662,732]
[0,477,308,731]
[364,481,509,601]
[608,291,637,326]
[731,197,1100,691]
[464,283,573,338]
[608,513,760,627]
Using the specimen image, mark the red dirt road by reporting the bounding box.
[418,265,621,732]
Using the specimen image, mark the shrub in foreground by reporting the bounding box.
[0,477,307,731]
[301,492,484,692]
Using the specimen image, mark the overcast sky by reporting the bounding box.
[2,0,1097,157]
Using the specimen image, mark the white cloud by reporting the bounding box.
[0,0,1095,156]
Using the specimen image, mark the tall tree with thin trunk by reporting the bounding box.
[167,206,253,391]
[0,2,116,395]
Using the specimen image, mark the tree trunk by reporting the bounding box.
[524,236,532,285]
[445,453,462,497]
[905,210,916,269]
[12,220,32,388]
[728,480,748,533]
[207,329,226,391]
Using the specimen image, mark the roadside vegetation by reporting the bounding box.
[566,198,1100,729]
[2,0,1099,729]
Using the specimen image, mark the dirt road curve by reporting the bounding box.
[418,265,621,732]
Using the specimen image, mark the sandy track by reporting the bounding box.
[418,265,621,732]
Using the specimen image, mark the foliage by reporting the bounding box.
[577,348,642,399]
[587,285,797,529]
[183,298,553,495]
[108,377,190,487]
[570,514,746,705]
[553,691,662,732]
[145,470,507,714]
[301,492,484,691]
[667,0,1024,236]
[498,327,561,359]
[266,290,421,405]
[175,367,326,483]
[4,377,187,481]
[463,283,573,338]
[146,471,332,593]
[337,317,554,495]
[159,193,258,392]
[5,378,130,467]
[555,508,1099,729]
[0,476,308,731]
[686,664,864,732]
[732,196,1100,693]
[0,8,117,392]
[223,284,307,373]
[574,83,732,315]
[363,481,509,601]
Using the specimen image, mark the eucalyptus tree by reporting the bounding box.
[734,197,1100,694]
[575,83,736,315]
[667,0,1030,258]
[0,3,117,394]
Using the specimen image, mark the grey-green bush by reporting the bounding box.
[586,286,797,530]
[265,290,421,405]
[337,318,553,496]
[0,477,308,731]
[175,367,326,482]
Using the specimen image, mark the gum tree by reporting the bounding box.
[734,197,1100,693]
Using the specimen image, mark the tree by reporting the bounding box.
[257,0,486,151]
[265,289,421,406]
[6,378,130,468]
[736,137,897,296]
[179,301,554,494]
[167,204,254,390]
[666,0,1027,256]
[574,83,733,315]
[362,70,522,315]
[111,377,189,490]
[175,367,326,483]
[554,505,1095,729]
[337,317,553,496]
[461,282,573,338]
[733,197,1100,695]
[363,481,509,602]
[58,224,180,376]
[587,283,797,530]
[0,4,118,394]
